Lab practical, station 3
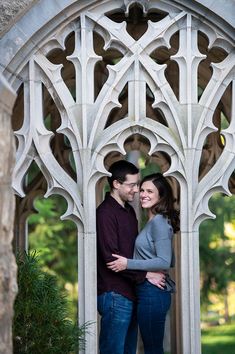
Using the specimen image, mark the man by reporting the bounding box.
[97,160,165,354]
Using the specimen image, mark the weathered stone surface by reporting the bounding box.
[0,0,36,36]
[0,74,17,354]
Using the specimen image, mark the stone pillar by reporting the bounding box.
[0,73,17,354]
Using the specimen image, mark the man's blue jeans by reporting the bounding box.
[136,280,171,354]
[98,291,138,354]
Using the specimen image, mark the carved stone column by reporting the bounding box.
[0,73,17,354]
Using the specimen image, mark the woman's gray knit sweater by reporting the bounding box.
[126,214,174,271]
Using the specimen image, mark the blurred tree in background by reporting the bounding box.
[28,195,78,320]
[199,194,235,323]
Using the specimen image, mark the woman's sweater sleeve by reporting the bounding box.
[126,217,172,271]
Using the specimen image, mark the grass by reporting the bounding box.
[165,322,235,354]
[201,321,235,354]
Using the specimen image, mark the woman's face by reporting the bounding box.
[139,180,160,209]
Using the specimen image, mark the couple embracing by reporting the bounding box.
[97,160,180,354]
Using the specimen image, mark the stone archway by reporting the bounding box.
[0,1,234,353]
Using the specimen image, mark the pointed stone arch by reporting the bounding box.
[0,1,235,353]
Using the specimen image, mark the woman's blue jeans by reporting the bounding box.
[136,280,171,354]
[98,291,138,354]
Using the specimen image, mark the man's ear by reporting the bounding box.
[113,179,121,189]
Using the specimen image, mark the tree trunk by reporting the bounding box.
[224,289,230,324]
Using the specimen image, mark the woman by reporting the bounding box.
[107,173,180,354]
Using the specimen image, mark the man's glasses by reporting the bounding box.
[119,181,140,189]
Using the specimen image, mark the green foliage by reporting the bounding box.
[140,160,161,178]
[13,251,88,354]
[28,196,77,282]
[199,194,235,309]
[28,195,78,319]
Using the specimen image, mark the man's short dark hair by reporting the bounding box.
[107,160,139,189]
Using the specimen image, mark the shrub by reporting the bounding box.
[13,251,88,354]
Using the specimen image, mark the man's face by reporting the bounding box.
[116,173,140,203]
